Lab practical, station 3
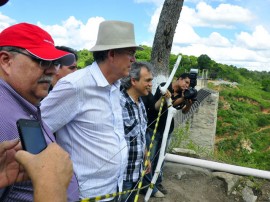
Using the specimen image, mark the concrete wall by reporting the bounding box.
[173,80,219,153]
[187,91,219,152]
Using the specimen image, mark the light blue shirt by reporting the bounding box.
[41,62,128,200]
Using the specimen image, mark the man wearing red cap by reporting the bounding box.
[0,22,79,201]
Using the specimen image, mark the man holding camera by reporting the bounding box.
[143,73,193,196]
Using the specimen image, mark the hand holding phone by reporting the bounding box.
[17,119,47,154]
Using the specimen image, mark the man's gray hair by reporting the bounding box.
[121,61,153,90]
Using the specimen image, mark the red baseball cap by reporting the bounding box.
[0,22,75,66]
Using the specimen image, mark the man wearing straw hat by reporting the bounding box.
[41,20,143,201]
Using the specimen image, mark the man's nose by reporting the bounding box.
[130,56,136,62]
[44,66,57,75]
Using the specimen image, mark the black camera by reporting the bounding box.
[184,69,198,101]
[189,68,198,88]
[184,87,197,101]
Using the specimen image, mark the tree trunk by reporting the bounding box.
[151,0,184,89]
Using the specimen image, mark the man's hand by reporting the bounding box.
[15,143,73,202]
[182,99,193,114]
[0,139,28,188]
[144,149,152,174]
[145,159,151,175]
[155,90,172,110]
[163,90,171,99]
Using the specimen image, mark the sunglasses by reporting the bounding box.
[68,65,78,70]
[9,49,61,71]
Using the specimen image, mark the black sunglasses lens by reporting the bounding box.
[69,66,77,70]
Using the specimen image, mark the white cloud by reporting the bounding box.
[1,0,269,71]
[147,1,270,71]
[148,6,162,33]
[148,2,254,34]
[173,22,201,44]
[0,13,104,51]
[235,25,270,50]
[185,0,227,3]
[171,43,270,71]
[197,2,253,23]
[200,32,231,47]
[0,12,16,31]
[37,16,104,50]
[80,17,104,47]
[182,2,254,28]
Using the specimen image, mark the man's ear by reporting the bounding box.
[0,51,13,75]
[108,50,115,61]
[131,77,137,86]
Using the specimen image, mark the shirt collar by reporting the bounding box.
[91,62,121,89]
[121,88,144,105]
[0,79,39,115]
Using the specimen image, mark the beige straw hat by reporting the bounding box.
[90,20,143,51]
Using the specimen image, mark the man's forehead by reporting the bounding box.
[62,61,77,66]
[180,77,190,81]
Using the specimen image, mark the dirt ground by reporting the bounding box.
[137,162,270,202]
[135,162,270,202]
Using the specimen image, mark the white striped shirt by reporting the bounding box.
[41,62,128,200]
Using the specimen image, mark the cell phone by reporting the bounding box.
[17,119,47,154]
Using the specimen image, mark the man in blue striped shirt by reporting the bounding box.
[120,62,153,202]
[41,21,142,201]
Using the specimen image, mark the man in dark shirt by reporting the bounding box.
[49,46,78,91]
[142,73,192,196]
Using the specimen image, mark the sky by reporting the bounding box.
[1,0,270,72]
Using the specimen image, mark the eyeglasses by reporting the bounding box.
[125,50,136,58]
[59,65,77,70]
[68,65,77,70]
[117,49,136,59]
[9,49,61,71]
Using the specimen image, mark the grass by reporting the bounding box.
[168,121,213,157]
[168,80,270,171]
[210,82,270,170]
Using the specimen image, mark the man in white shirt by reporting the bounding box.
[41,20,143,201]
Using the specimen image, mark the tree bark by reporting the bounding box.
[151,0,184,78]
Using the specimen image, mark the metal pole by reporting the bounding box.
[165,154,270,180]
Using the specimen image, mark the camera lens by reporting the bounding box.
[184,88,197,100]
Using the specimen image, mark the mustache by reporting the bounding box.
[38,76,52,84]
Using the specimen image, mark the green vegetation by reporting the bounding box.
[77,49,93,68]
[211,81,270,170]
[76,46,270,92]
[76,46,270,170]
[168,121,190,152]
[169,121,211,157]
